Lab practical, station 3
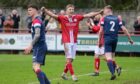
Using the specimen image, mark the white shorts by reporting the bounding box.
[64,43,77,59]
[95,46,104,56]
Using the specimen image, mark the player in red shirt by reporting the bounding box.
[87,13,122,77]
[44,4,103,81]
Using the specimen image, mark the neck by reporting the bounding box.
[32,14,38,21]
[66,13,73,17]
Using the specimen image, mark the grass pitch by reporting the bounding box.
[0,54,140,84]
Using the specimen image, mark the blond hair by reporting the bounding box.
[66,4,75,9]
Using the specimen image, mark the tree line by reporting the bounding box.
[0,0,140,10]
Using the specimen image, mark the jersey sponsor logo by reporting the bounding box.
[66,23,77,27]
[74,19,77,22]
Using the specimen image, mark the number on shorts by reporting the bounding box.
[110,21,115,31]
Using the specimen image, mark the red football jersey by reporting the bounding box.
[58,15,84,43]
[92,20,104,45]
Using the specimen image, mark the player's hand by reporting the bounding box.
[129,40,134,45]
[41,6,46,11]
[24,45,33,54]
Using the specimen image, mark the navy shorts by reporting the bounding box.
[104,39,118,53]
[32,43,47,65]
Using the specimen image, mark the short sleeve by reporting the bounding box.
[33,19,41,28]
[58,15,64,22]
[100,17,104,27]
[118,17,123,27]
[76,14,84,21]
[92,25,100,33]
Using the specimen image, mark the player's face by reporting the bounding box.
[28,8,36,17]
[66,7,74,15]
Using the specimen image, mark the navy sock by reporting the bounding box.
[42,72,50,84]
[36,69,50,84]
[107,60,115,75]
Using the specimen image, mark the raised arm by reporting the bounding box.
[121,26,134,44]
[44,8,58,19]
[83,10,103,18]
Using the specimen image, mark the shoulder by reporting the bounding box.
[33,17,42,24]
[58,15,65,19]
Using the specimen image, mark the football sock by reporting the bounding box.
[35,69,50,84]
[64,63,69,73]
[94,58,100,72]
[107,60,115,75]
[112,61,117,69]
[67,63,74,75]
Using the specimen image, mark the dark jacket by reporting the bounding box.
[11,14,20,29]
[133,20,140,34]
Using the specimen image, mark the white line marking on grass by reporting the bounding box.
[28,69,140,84]
[28,70,126,84]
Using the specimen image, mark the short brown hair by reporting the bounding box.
[66,4,75,9]
[28,4,39,10]
[104,5,112,10]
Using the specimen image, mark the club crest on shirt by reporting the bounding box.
[74,19,77,22]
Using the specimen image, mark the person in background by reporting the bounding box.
[3,15,14,33]
[46,18,57,30]
[118,15,125,34]
[11,9,20,33]
[26,16,32,33]
[40,7,51,30]
[40,6,46,21]
[0,9,5,32]
[59,10,65,15]
[133,16,140,34]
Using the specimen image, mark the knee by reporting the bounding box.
[32,64,41,73]
[94,55,99,59]
[66,59,72,64]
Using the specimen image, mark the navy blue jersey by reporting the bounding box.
[31,16,46,47]
[101,15,123,39]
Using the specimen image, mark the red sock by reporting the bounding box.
[67,63,74,75]
[94,58,100,72]
[112,61,117,68]
[64,63,68,73]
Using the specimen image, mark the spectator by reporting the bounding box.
[46,18,57,30]
[118,15,125,34]
[40,6,46,21]
[11,9,20,33]
[133,16,140,34]
[40,7,51,28]
[0,9,5,32]
[59,10,65,15]
[26,16,32,33]
[3,15,14,33]
[44,15,51,27]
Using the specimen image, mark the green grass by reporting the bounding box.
[0,54,140,84]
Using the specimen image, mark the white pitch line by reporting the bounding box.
[28,70,127,84]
